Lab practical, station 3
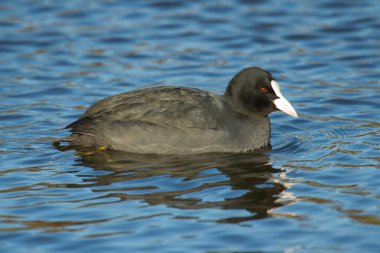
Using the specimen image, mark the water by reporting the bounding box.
[1,0,379,252]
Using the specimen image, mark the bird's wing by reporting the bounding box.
[66,86,226,133]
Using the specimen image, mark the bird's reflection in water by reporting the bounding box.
[56,143,288,223]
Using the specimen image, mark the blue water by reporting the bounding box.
[1,0,380,252]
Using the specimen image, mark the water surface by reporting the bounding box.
[0,0,379,252]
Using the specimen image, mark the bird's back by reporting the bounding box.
[68,86,226,129]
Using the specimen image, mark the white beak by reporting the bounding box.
[271,80,298,117]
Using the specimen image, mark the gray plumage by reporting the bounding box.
[66,67,297,154]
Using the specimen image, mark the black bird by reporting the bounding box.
[66,67,297,154]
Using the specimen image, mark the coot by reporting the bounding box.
[66,67,297,154]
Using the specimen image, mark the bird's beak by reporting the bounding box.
[271,80,298,117]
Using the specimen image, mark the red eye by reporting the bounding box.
[260,87,268,93]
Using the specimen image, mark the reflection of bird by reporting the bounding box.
[66,67,297,154]
[58,147,288,222]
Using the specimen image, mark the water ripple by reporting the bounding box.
[1,0,380,252]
